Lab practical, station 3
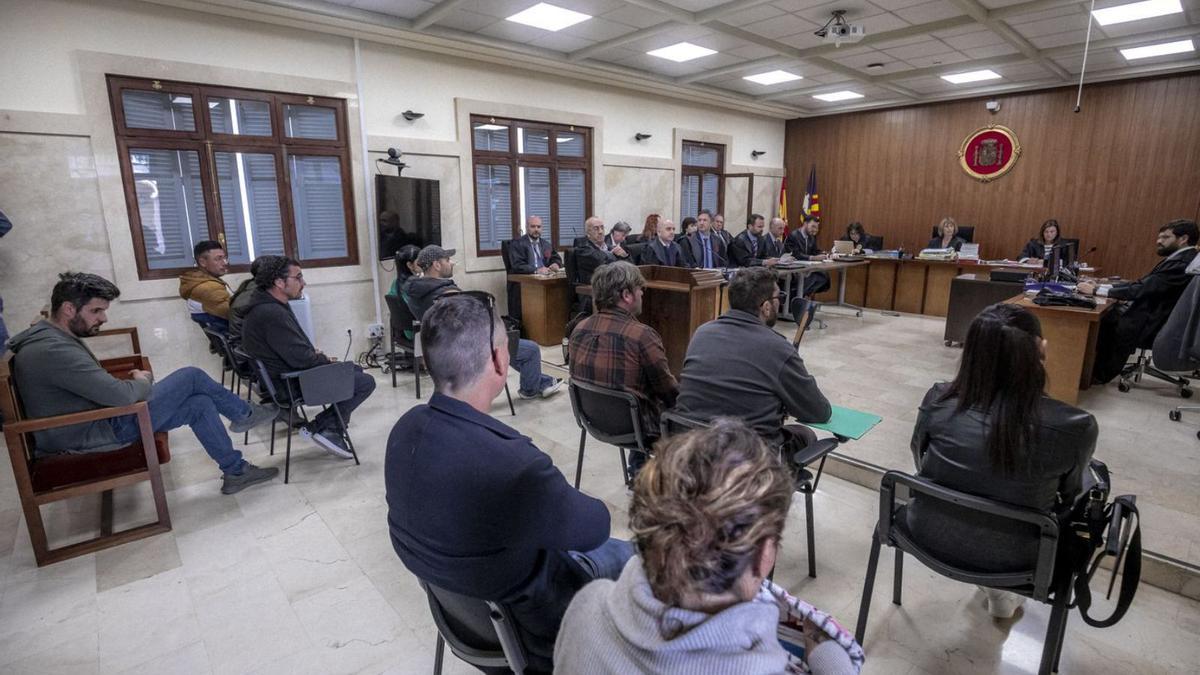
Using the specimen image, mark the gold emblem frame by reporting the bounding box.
[957,124,1021,182]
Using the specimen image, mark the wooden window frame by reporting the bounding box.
[470,114,593,257]
[681,140,726,220]
[107,75,358,280]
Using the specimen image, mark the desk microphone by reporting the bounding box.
[344,329,353,362]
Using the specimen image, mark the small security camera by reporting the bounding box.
[401,110,424,121]
[986,99,1000,113]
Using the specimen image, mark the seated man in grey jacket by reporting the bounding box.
[675,267,832,464]
[8,273,278,495]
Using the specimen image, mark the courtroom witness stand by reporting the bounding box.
[908,303,1098,618]
[555,419,856,675]
[385,294,635,672]
[639,218,688,268]
[568,262,678,478]
[407,245,562,400]
[8,272,278,494]
[240,257,378,458]
[729,214,772,268]
[675,267,832,469]
[178,240,233,333]
[1077,219,1199,383]
[682,209,727,269]
[927,216,966,252]
[510,215,562,275]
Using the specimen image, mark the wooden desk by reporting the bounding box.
[1005,293,1115,405]
[816,259,1044,317]
[507,273,569,346]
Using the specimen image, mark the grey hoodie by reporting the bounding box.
[8,321,152,455]
[554,557,854,675]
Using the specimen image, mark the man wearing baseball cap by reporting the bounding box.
[404,245,563,400]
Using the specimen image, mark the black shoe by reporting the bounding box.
[301,426,354,459]
[221,463,279,494]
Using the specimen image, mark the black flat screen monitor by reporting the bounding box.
[376,174,441,261]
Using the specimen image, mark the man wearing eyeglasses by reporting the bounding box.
[386,294,633,671]
[241,256,377,458]
[406,245,562,399]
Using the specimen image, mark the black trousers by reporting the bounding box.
[1092,307,1139,384]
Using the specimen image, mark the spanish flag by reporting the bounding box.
[801,164,820,221]
[778,177,788,221]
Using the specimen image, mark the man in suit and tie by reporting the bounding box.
[713,213,733,248]
[574,216,623,285]
[729,214,776,268]
[682,209,727,269]
[510,216,562,274]
[640,219,688,268]
[785,214,831,297]
[764,217,788,259]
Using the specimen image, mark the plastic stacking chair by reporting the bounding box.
[420,581,529,675]
[856,471,1071,675]
[567,379,650,489]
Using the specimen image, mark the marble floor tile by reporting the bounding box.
[190,571,310,675]
[3,629,99,675]
[94,530,182,593]
[97,567,200,674]
[115,640,211,675]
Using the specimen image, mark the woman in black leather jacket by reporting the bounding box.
[907,303,1097,618]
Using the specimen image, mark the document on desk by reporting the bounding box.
[805,405,882,440]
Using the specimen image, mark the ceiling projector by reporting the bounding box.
[815,10,866,46]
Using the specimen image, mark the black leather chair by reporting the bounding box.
[420,580,530,675]
[568,379,651,489]
[250,357,360,483]
[499,239,522,327]
[856,471,1072,675]
[384,293,424,397]
[194,321,234,389]
[930,225,975,243]
[203,327,257,443]
[865,235,884,250]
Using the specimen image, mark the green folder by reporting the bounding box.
[805,405,882,440]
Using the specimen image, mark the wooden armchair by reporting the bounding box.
[0,335,171,566]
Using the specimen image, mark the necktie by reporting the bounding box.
[666,243,675,266]
[750,235,758,256]
[702,236,712,268]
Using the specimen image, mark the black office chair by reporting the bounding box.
[1118,347,1192,398]
[384,293,424,396]
[864,235,884,250]
[420,581,530,675]
[930,225,975,243]
[499,239,523,327]
[203,327,258,443]
[856,471,1072,675]
[568,379,651,489]
[623,242,647,264]
[658,410,837,578]
[194,320,234,389]
[251,358,359,483]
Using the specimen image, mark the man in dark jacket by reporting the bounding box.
[676,267,832,460]
[638,218,688,267]
[9,272,278,494]
[240,257,377,457]
[681,210,727,269]
[227,256,281,347]
[784,215,831,297]
[405,245,562,400]
[1078,219,1199,383]
[574,217,623,285]
[386,294,632,670]
[729,214,772,267]
[508,215,562,274]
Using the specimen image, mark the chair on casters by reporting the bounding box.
[1118,347,1192,397]
[420,580,529,675]
[856,471,1071,675]
[567,379,651,489]
[251,358,360,483]
[384,293,425,397]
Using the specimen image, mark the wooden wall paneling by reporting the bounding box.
[784,73,1200,280]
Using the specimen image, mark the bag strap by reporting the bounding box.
[1072,495,1141,628]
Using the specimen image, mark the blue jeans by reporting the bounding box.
[190,313,229,333]
[110,367,249,475]
[570,538,636,580]
[514,338,554,396]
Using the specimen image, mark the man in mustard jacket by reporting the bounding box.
[179,240,233,332]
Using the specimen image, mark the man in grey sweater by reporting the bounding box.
[676,267,832,457]
[8,273,278,494]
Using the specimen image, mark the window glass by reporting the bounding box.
[475,164,512,251]
[518,128,549,155]
[557,169,586,247]
[129,148,209,269]
[701,173,720,215]
[288,155,348,260]
[555,131,585,157]
[214,151,284,265]
[473,122,510,152]
[209,98,273,136]
[681,174,700,220]
[283,104,338,140]
[682,143,720,168]
[122,90,196,132]
[519,167,551,234]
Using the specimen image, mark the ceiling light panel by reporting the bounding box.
[1092,0,1183,26]
[744,70,803,85]
[1119,38,1194,60]
[941,69,1002,84]
[506,3,592,32]
[813,91,865,102]
[647,42,718,63]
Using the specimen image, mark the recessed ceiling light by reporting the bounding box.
[1120,38,1194,59]
[813,90,864,102]
[1092,0,1182,26]
[941,69,1002,84]
[743,70,803,85]
[506,2,591,32]
[647,42,718,63]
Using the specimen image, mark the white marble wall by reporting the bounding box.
[601,166,674,227]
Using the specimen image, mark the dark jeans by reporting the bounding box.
[304,366,377,433]
[110,367,248,474]
[190,312,230,333]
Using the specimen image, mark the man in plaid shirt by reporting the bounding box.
[568,262,678,475]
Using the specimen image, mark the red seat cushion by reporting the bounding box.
[30,433,171,493]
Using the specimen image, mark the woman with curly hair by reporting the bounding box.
[554,419,857,674]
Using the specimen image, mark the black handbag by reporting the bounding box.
[1032,288,1097,309]
[1065,460,1141,628]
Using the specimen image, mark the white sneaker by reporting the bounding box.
[983,589,1025,619]
[540,379,564,399]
